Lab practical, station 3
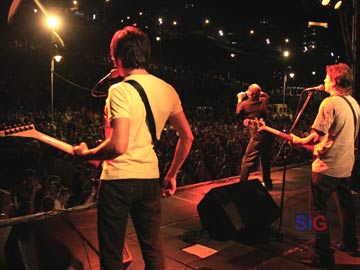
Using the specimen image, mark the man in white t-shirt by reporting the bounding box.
[74,26,194,270]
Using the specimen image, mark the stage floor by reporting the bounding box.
[125,163,360,270]
[1,163,359,270]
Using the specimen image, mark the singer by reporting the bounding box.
[235,83,274,190]
[291,63,360,269]
[73,26,194,270]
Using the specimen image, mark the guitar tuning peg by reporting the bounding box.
[26,124,33,130]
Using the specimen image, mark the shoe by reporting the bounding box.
[333,240,360,257]
[299,255,334,269]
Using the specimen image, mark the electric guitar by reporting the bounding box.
[0,123,74,154]
[243,118,333,154]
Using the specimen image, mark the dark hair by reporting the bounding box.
[40,196,55,212]
[58,187,71,197]
[326,62,353,95]
[23,168,37,178]
[110,26,151,69]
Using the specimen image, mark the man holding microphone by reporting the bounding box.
[236,83,274,190]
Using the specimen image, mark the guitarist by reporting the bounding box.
[73,26,194,270]
[236,83,274,190]
[291,63,360,269]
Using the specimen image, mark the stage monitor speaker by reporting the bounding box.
[197,179,280,240]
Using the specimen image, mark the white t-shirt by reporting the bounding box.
[101,74,183,180]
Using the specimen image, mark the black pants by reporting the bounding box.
[97,179,165,270]
[240,129,273,187]
[311,173,358,264]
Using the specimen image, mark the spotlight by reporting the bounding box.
[334,0,342,9]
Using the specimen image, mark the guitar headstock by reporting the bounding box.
[0,123,37,138]
[243,118,266,131]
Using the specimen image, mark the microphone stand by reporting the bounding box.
[275,91,314,236]
[91,69,121,98]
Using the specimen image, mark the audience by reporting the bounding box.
[0,45,314,219]
[0,101,312,219]
[53,187,72,210]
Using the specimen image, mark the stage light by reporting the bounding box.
[47,16,59,29]
[322,0,344,10]
[334,1,342,9]
[54,55,62,62]
[50,53,62,123]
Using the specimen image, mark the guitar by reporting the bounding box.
[0,123,74,155]
[243,118,333,154]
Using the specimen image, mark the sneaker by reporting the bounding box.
[299,255,334,269]
[333,240,360,257]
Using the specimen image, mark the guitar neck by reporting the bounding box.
[1,124,74,155]
[262,126,314,152]
[34,132,74,155]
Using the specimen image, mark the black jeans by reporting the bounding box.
[97,179,165,270]
[311,173,358,264]
[240,129,273,186]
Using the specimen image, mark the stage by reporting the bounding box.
[1,163,359,270]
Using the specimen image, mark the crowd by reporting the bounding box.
[0,99,313,221]
[0,37,316,221]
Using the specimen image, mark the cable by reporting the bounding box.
[54,71,108,97]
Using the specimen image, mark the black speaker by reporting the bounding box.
[197,179,280,240]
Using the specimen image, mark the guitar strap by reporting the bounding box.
[124,80,158,145]
[339,95,358,146]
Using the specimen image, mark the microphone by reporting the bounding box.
[91,69,120,97]
[96,69,119,85]
[237,91,247,102]
[303,84,325,91]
